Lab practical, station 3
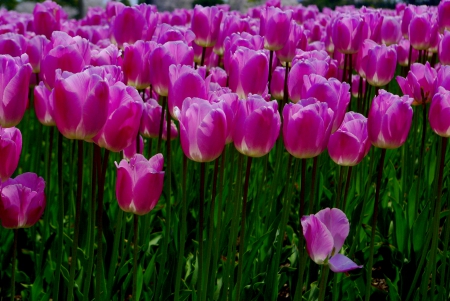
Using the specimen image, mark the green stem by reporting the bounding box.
[106,210,124,299]
[336,165,344,209]
[308,157,318,214]
[132,214,139,301]
[342,166,353,212]
[156,96,167,153]
[53,132,64,301]
[235,157,253,301]
[415,103,427,223]
[268,50,274,95]
[200,46,207,67]
[198,162,206,299]
[365,148,386,301]
[318,265,330,301]
[439,207,450,301]
[174,154,188,300]
[11,229,18,301]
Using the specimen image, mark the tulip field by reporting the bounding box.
[2,0,450,300]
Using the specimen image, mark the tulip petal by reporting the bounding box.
[328,253,363,273]
[301,214,334,264]
[315,208,349,253]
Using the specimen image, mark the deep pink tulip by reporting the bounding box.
[429,87,450,137]
[275,21,306,63]
[229,47,268,99]
[0,126,22,181]
[351,75,366,98]
[168,65,209,119]
[123,135,144,160]
[115,153,164,215]
[34,82,55,126]
[328,112,370,166]
[213,13,243,56]
[368,90,413,149]
[361,10,382,44]
[439,31,450,65]
[270,66,285,101]
[409,14,432,50]
[233,95,280,157]
[91,44,122,67]
[140,98,178,140]
[148,41,194,97]
[0,173,46,229]
[33,0,64,39]
[176,97,227,162]
[223,33,264,74]
[111,7,146,48]
[260,6,292,51]
[191,5,223,47]
[52,69,109,140]
[0,54,32,128]
[302,208,362,273]
[122,40,157,90]
[209,67,227,87]
[355,39,377,78]
[135,4,159,41]
[436,66,450,93]
[396,38,419,67]
[41,31,91,89]
[332,14,365,54]
[26,35,50,73]
[381,16,402,46]
[362,44,397,87]
[396,62,437,105]
[283,98,334,159]
[93,83,143,152]
[0,33,27,57]
[192,42,214,66]
[154,23,195,45]
[209,92,237,144]
[439,0,450,32]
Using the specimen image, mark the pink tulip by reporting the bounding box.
[148,41,194,97]
[0,126,22,181]
[26,35,50,73]
[191,5,223,47]
[115,154,164,215]
[111,7,146,48]
[123,135,144,160]
[439,31,450,65]
[380,16,402,46]
[52,68,109,140]
[34,82,55,126]
[302,208,362,273]
[270,66,285,101]
[154,23,195,45]
[0,33,27,57]
[260,6,293,51]
[362,44,397,87]
[210,92,237,144]
[140,98,178,140]
[283,98,334,159]
[234,94,280,157]
[213,13,243,56]
[355,39,378,78]
[409,13,432,50]
[368,90,413,149]
[223,33,264,74]
[122,40,157,90]
[168,65,209,119]
[435,65,450,93]
[229,47,268,99]
[439,0,450,32]
[0,54,32,128]
[332,14,365,54]
[33,0,64,39]
[396,62,437,105]
[91,44,122,67]
[275,21,306,63]
[176,97,227,162]
[0,173,46,229]
[93,83,143,152]
[351,75,366,98]
[328,112,370,166]
[41,31,91,89]
[396,38,419,67]
[429,87,450,137]
[209,67,227,87]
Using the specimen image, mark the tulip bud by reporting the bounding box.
[33,0,64,39]
[191,5,223,48]
[439,31,450,65]
[396,38,419,67]
[0,33,27,57]
[122,40,157,90]
[140,98,178,141]
[439,0,450,32]
[409,14,432,50]
[332,14,365,54]
[0,126,22,181]
[396,62,437,105]
[111,7,146,48]
[368,90,413,149]
[234,95,280,157]
[381,16,402,46]
[270,66,286,101]
[429,88,450,137]
[0,173,46,229]
[283,98,334,159]
[328,112,371,166]
[115,154,164,215]
[34,82,55,126]
[26,35,50,73]
[362,44,397,87]
[260,6,293,51]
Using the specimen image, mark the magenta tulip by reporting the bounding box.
[435,65,450,93]
[122,40,157,90]
[302,208,362,273]
[270,66,285,101]
[439,0,450,32]
[0,126,22,181]
[191,5,223,47]
[380,16,402,46]
[351,75,366,98]
[328,112,370,166]
[34,82,55,126]
[234,94,280,157]
[0,173,46,229]
[0,33,27,57]
[52,69,109,140]
[229,47,268,99]
[396,38,419,67]
[209,67,227,87]
[260,6,292,51]
[275,21,306,63]
[283,98,334,159]
[176,97,227,162]
[115,153,164,215]
[33,0,64,39]
[0,54,32,128]
[140,98,177,141]
[368,90,413,149]
[439,31,450,65]
[91,44,122,67]
[123,135,144,160]
[26,35,50,73]
[396,62,437,105]
[332,14,365,54]
[111,7,146,48]
[362,44,397,87]
[93,83,143,152]
[409,14,432,50]
[429,88,450,137]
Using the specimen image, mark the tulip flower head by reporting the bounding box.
[0,126,22,181]
[368,90,413,149]
[362,44,397,87]
[302,208,362,273]
[396,62,437,105]
[439,31,450,65]
[429,87,450,137]
[33,0,65,39]
[191,5,223,47]
[115,154,164,215]
[260,6,293,51]
[332,14,365,54]
[0,173,46,229]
